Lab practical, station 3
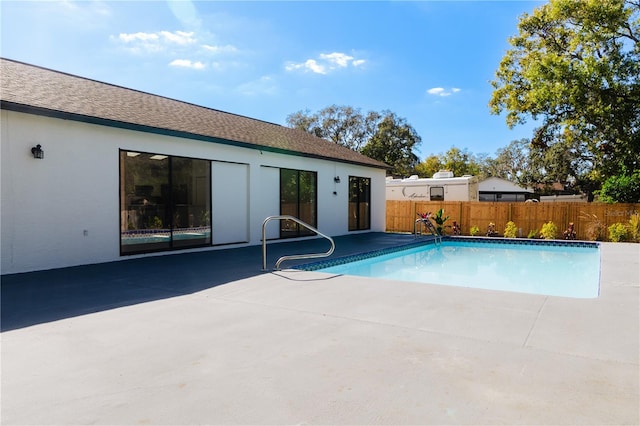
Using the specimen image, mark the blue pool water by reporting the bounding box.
[313,240,600,298]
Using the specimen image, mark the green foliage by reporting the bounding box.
[149,216,163,229]
[597,171,640,203]
[470,225,480,236]
[527,229,538,239]
[503,221,518,238]
[286,105,380,152]
[415,147,486,178]
[608,222,630,242]
[628,213,640,242]
[286,105,421,177]
[414,155,444,178]
[540,221,558,240]
[200,210,211,227]
[486,139,530,184]
[431,209,450,235]
[490,0,640,195]
[579,212,606,241]
[361,112,421,177]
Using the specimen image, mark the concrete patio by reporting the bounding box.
[1,234,638,424]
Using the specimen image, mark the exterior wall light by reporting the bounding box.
[31,144,44,159]
[334,176,341,183]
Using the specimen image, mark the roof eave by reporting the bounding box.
[1,100,389,170]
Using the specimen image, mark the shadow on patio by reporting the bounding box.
[1,232,417,331]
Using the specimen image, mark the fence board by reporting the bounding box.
[386,201,640,241]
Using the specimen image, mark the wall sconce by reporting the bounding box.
[31,144,44,159]
[334,176,341,183]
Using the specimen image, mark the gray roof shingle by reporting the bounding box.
[1,58,388,169]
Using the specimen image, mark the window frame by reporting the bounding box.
[279,168,318,239]
[349,176,371,231]
[119,149,212,255]
[430,186,445,201]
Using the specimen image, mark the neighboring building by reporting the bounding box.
[539,194,588,203]
[478,177,535,202]
[386,171,479,201]
[536,182,587,202]
[1,59,388,274]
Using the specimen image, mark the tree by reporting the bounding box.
[440,147,484,177]
[286,105,381,152]
[414,147,488,178]
[287,106,422,176]
[490,0,640,196]
[414,155,444,178]
[597,170,640,202]
[486,138,531,183]
[360,112,421,177]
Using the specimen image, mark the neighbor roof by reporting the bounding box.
[0,58,388,169]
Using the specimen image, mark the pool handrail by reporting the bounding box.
[415,217,442,243]
[261,215,335,271]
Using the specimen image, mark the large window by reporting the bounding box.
[349,176,371,231]
[280,168,317,238]
[120,150,211,254]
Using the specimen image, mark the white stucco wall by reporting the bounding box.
[479,177,533,193]
[1,110,386,274]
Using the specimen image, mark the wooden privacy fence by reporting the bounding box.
[386,201,640,241]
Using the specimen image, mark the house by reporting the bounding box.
[0,58,388,274]
[478,177,535,202]
[386,171,479,201]
[536,182,588,202]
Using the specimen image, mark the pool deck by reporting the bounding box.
[1,233,639,425]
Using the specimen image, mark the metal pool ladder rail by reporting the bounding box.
[262,215,336,271]
[414,217,442,244]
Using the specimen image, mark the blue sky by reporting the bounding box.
[1,0,545,160]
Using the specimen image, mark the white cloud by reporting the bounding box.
[286,51,366,75]
[202,44,238,54]
[118,32,159,43]
[159,30,196,45]
[113,29,240,69]
[304,59,326,74]
[114,30,196,54]
[169,59,206,70]
[427,87,461,97]
[320,52,353,67]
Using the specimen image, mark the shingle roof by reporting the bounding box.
[0,58,388,169]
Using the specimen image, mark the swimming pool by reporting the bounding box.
[300,238,600,298]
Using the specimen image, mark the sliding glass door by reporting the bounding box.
[120,151,211,254]
[349,176,371,231]
[280,168,317,238]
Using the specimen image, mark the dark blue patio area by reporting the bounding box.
[1,232,419,332]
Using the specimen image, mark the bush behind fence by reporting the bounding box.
[386,201,640,241]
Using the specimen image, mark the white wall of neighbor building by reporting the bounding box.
[1,110,386,274]
[479,176,534,194]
